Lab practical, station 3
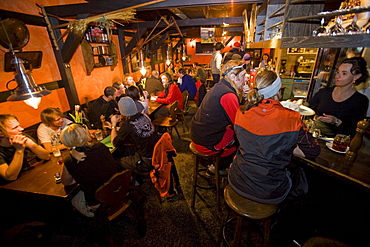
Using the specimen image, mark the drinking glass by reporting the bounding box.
[94,130,103,141]
[332,134,350,152]
[312,18,327,36]
[52,146,61,157]
[362,19,370,34]
[328,16,345,36]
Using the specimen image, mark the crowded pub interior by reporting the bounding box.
[0,0,370,246]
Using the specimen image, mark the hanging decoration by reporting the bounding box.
[166,43,172,66]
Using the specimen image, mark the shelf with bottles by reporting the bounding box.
[287,48,318,54]
[85,24,110,44]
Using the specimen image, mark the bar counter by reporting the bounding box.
[293,137,370,190]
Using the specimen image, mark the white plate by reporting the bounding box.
[318,136,334,142]
[326,141,349,154]
[298,105,315,116]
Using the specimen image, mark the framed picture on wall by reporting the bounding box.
[201,27,215,43]
[254,50,261,58]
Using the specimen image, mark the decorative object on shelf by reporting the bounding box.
[67,9,136,39]
[345,15,362,34]
[362,18,370,33]
[312,18,327,36]
[328,16,345,36]
[1,18,51,109]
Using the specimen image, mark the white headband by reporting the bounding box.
[258,75,281,99]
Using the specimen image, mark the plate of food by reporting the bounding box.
[280,100,315,116]
[326,141,349,154]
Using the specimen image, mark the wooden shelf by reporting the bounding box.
[287,6,370,23]
[257,20,266,26]
[281,34,370,48]
[257,30,265,35]
[267,21,283,30]
[268,5,286,18]
[291,0,325,4]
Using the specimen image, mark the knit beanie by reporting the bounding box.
[231,54,242,60]
[243,53,251,61]
[118,97,138,116]
[233,42,241,47]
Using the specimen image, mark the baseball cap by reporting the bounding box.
[243,53,251,61]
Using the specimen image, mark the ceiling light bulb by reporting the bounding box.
[140,67,147,76]
[24,97,41,109]
[166,60,171,66]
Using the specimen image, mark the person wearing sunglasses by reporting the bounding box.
[60,123,117,217]
[191,60,247,176]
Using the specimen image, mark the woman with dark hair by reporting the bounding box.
[308,57,369,137]
[126,85,149,114]
[229,70,320,204]
[259,53,270,69]
[152,72,183,118]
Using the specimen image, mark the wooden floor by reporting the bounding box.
[1,101,369,247]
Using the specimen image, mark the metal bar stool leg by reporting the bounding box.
[214,156,221,211]
[191,155,200,210]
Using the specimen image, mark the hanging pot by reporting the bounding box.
[0,18,30,50]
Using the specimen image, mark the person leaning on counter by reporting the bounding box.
[0,114,50,181]
[229,71,320,205]
[307,57,369,138]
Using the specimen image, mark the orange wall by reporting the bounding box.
[0,0,124,127]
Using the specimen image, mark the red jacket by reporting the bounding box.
[150,133,176,197]
[156,83,183,109]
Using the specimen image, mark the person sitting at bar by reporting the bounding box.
[123,73,136,88]
[145,70,164,96]
[87,86,118,129]
[37,107,72,153]
[60,123,117,217]
[152,72,183,118]
[259,53,270,69]
[308,57,369,138]
[192,62,207,84]
[109,97,159,173]
[126,85,149,114]
[191,60,247,176]
[228,71,321,205]
[177,68,197,101]
[0,114,50,181]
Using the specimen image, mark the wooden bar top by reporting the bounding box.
[293,137,370,190]
[0,150,78,199]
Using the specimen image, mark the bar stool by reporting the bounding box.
[221,184,278,247]
[189,142,223,211]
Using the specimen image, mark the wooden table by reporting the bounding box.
[293,138,370,190]
[0,150,78,200]
[148,101,163,116]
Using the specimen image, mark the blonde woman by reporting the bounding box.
[60,123,117,217]
[191,60,247,175]
[229,71,320,204]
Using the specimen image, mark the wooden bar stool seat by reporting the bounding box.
[189,142,223,211]
[221,184,278,247]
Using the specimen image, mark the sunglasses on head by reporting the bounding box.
[222,64,246,77]
[67,122,87,129]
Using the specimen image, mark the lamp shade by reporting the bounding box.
[6,56,51,102]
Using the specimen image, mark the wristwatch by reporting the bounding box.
[111,126,116,129]
[334,118,339,125]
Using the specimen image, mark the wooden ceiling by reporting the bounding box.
[43,0,264,37]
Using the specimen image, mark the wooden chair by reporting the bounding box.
[176,90,189,132]
[94,170,147,246]
[152,101,181,139]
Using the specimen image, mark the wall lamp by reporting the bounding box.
[6,55,51,109]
